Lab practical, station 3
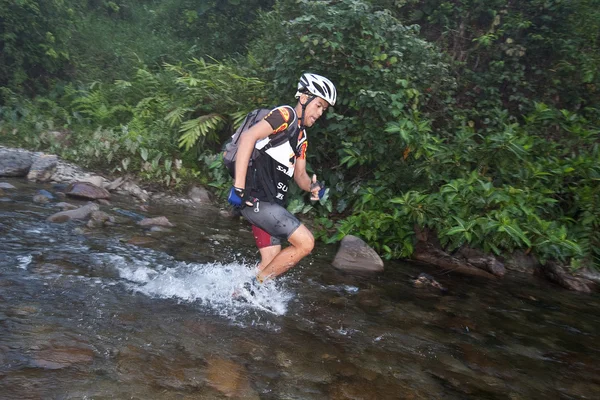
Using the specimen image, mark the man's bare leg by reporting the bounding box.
[257,245,281,272]
[256,224,314,282]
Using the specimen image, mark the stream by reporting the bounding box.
[1,177,599,399]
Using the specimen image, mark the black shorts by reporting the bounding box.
[240,201,301,248]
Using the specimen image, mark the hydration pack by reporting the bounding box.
[222,108,296,178]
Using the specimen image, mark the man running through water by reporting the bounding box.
[228,73,336,289]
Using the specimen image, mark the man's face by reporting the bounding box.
[303,95,329,127]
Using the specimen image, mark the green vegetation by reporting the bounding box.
[1,0,599,270]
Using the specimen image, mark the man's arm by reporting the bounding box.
[295,158,325,201]
[293,157,312,192]
[233,119,274,189]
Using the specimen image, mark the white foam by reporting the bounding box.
[114,257,292,317]
[16,255,32,269]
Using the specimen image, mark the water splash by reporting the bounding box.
[106,246,293,318]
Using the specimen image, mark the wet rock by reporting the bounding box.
[413,241,497,279]
[27,154,58,182]
[357,289,382,309]
[412,273,448,293]
[275,351,293,368]
[66,181,110,200]
[504,250,540,274]
[329,296,349,308]
[113,208,146,221]
[138,216,174,227]
[329,381,379,400]
[188,185,212,203]
[33,194,50,204]
[6,304,41,317]
[566,382,600,399]
[47,202,100,223]
[33,189,54,204]
[332,235,384,274]
[31,346,95,369]
[55,202,79,211]
[126,236,158,246]
[456,246,505,277]
[0,182,16,189]
[0,148,33,176]
[330,360,359,377]
[86,210,115,228]
[276,351,333,384]
[574,267,600,289]
[538,261,594,293]
[205,357,258,399]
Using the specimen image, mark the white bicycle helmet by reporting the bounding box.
[295,73,337,106]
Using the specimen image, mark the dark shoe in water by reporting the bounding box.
[233,277,260,300]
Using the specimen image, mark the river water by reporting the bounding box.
[1,178,599,399]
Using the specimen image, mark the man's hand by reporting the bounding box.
[228,186,253,208]
[309,174,326,201]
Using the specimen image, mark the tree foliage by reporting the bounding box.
[0,0,75,94]
[1,0,600,270]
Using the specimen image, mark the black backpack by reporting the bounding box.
[222,108,297,178]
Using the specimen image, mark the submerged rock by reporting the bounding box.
[412,273,448,293]
[138,216,174,227]
[31,346,95,369]
[0,182,17,189]
[205,357,258,399]
[47,202,100,223]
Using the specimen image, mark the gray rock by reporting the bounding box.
[47,203,100,223]
[33,194,50,204]
[138,216,174,227]
[539,261,594,293]
[0,182,17,189]
[188,185,212,203]
[55,202,79,211]
[105,176,125,191]
[117,180,148,202]
[77,175,107,188]
[456,246,505,277]
[332,235,384,273]
[86,210,115,228]
[27,154,58,182]
[0,148,33,177]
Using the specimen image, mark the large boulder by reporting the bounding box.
[27,154,58,182]
[332,235,384,273]
[0,148,33,177]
